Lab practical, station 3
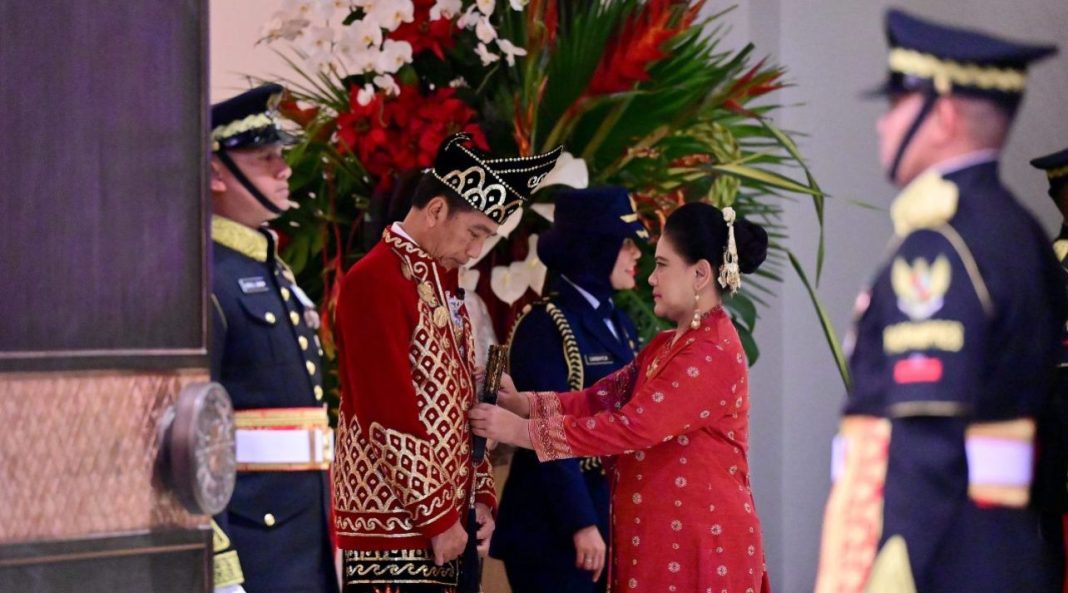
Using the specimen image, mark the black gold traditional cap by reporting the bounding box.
[210,83,296,152]
[867,9,1056,108]
[429,133,562,224]
[1030,147,1068,198]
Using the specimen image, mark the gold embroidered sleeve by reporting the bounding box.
[527,391,563,420]
[528,415,576,462]
[368,422,456,531]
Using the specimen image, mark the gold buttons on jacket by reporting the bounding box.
[314,385,324,401]
[290,311,300,326]
[264,513,276,527]
[281,287,291,301]
[264,312,277,324]
[306,361,316,375]
[299,336,309,351]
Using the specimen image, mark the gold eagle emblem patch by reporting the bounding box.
[891,255,951,320]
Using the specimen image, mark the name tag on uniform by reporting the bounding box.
[238,277,269,294]
[584,353,614,366]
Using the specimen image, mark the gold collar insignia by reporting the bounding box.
[212,215,269,262]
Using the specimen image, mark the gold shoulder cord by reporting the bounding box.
[506,301,584,391]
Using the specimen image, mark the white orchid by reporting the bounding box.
[327,0,354,14]
[347,18,383,48]
[296,24,333,61]
[456,5,481,29]
[367,0,414,32]
[475,0,495,16]
[430,0,463,20]
[373,74,400,96]
[376,39,414,74]
[355,84,377,106]
[495,38,527,66]
[508,0,528,10]
[344,46,379,74]
[474,42,499,66]
[282,0,332,22]
[474,16,497,44]
[261,11,308,41]
[303,50,334,74]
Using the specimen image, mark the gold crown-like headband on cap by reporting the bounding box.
[1047,164,1068,181]
[888,48,1028,95]
[210,113,282,150]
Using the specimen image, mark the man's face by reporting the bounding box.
[430,205,499,270]
[877,92,931,186]
[214,144,292,220]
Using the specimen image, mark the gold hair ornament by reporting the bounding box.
[718,206,742,294]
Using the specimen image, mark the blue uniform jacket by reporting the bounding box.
[490,278,638,593]
[210,218,337,593]
[845,161,1067,593]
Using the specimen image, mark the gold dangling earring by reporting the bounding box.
[690,292,701,330]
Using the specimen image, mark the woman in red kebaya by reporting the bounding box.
[472,202,771,593]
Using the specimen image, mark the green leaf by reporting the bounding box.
[787,250,852,390]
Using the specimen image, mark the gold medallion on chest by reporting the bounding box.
[433,306,450,328]
[417,282,438,306]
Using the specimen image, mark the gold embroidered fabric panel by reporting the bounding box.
[369,422,454,527]
[0,370,207,543]
[334,409,413,537]
[343,549,459,586]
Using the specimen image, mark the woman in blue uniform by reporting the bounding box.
[490,186,647,593]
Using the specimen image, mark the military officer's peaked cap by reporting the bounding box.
[429,132,563,225]
[546,186,649,241]
[1031,147,1068,198]
[210,83,295,152]
[869,9,1057,110]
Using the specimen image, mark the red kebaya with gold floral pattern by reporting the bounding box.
[526,306,770,593]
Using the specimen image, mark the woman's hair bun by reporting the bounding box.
[733,218,768,274]
[663,202,768,276]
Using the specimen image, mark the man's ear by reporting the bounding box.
[424,196,448,227]
[930,97,959,146]
[209,158,227,194]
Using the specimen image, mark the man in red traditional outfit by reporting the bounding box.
[332,133,561,593]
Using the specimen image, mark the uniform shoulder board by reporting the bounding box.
[889,170,960,237]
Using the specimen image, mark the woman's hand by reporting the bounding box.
[496,372,530,418]
[573,525,607,582]
[469,403,532,449]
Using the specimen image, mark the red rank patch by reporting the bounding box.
[893,356,943,384]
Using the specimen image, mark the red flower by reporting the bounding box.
[334,84,487,192]
[389,0,457,60]
[587,0,703,96]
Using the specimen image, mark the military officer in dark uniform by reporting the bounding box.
[815,11,1067,593]
[490,186,647,593]
[1031,147,1068,555]
[208,84,338,593]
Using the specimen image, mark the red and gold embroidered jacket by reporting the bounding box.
[333,226,496,551]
